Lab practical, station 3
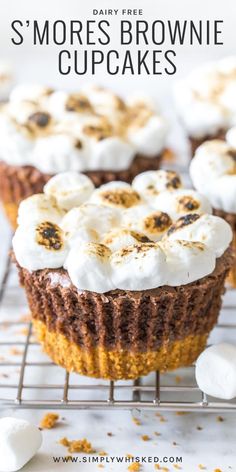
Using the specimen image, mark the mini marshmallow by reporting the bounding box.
[195,343,236,400]
[87,137,135,172]
[90,184,141,209]
[65,242,114,293]
[127,115,168,156]
[166,213,232,257]
[44,172,95,211]
[132,170,182,201]
[0,417,42,472]
[153,189,212,220]
[61,203,121,244]
[159,239,216,286]
[110,243,168,290]
[17,194,65,226]
[102,229,150,252]
[190,140,236,214]
[13,221,68,271]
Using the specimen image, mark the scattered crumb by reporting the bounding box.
[16,327,29,336]
[59,437,95,453]
[9,348,23,356]
[160,417,167,423]
[154,432,161,436]
[19,313,31,322]
[196,426,203,431]
[217,416,224,422]
[126,454,134,459]
[175,411,189,416]
[172,441,178,446]
[141,435,151,441]
[214,469,222,472]
[107,432,113,437]
[132,417,141,426]
[198,465,206,470]
[173,466,182,470]
[128,463,141,471]
[40,413,59,429]
[98,466,104,469]
[0,373,8,378]
[99,451,108,456]
[175,375,182,384]
[154,466,161,470]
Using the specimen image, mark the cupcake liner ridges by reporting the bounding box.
[16,249,232,380]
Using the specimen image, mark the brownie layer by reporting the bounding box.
[17,249,232,353]
[33,319,208,379]
[0,151,165,227]
[189,129,226,157]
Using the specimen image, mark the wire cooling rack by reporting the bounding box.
[0,250,236,413]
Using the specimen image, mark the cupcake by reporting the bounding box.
[174,57,236,155]
[190,138,236,286]
[12,170,232,380]
[0,84,170,228]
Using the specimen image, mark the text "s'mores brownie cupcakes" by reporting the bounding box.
[190,136,236,286]
[174,57,236,155]
[12,169,233,380]
[0,84,170,228]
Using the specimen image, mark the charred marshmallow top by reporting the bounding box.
[174,57,236,138]
[13,170,232,293]
[190,139,236,214]
[0,84,168,172]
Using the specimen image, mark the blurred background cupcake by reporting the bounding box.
[0,84,171,228]
[190,138,236,286]
[174,57,236,156]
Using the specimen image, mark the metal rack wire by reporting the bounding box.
[0,252,236,412]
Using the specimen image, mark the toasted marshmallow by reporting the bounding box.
[88,137,135,171]
[160,239,216,286]
[44,172,94,211]
[153,189,212,220]
[132,170,182,201]
[90,183,141,209]
[61,203,121,244]
[10,84,53,104]
[0,115,34,166]
[0,417,42,472]
[226,125,236,148]
[102,229,150,252]
[31,134,88,174]
[127,114,168,156]
[166,213,232,257]
[110,243,168,290]
[195,343,236,400]
[13,221,68,271]
[65,242,114,293]
[17,194,65,226]
[190,140,236,213]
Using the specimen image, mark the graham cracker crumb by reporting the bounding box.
[126,454,134,459]
[141,435,151,441]
[128,464,141,471]
[154,431,161,436]
[107,432,113,437]
[176,411,189,416]
[172,441,178,446]
[214,469,222,472]
[173,466,182,470]
[59,437,95,453]
[98,466,104,469]
[175,375,182,384]
[198,465,206,470]
[217,416,224,422]
[40,413,59,429]
[99,451,108,456]
[132,417,141,426]
[196,426,203,431]
[9,348,23,356]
